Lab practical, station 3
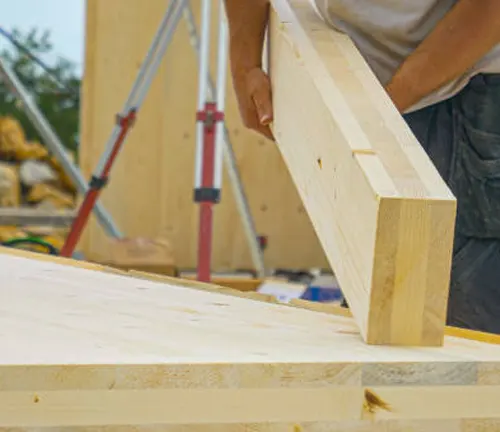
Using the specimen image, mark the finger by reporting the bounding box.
[250,76,273,126]
[241,104,263,131]
[252,88,273,126]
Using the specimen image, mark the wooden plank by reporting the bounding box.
[2,420,499,432]
[0,251,500,430]
[79,0,328,272]
[188,276,263,292]
[0,207,76,226]
[268,0,457,346]
[79,0,168,263]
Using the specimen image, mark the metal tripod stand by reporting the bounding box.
[60,0,266,280]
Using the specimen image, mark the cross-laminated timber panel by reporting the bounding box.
[268,0,457,346]
[0,247,499,431]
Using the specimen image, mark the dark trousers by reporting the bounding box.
[403,73,500,334]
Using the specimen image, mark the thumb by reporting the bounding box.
[249,73,273,126]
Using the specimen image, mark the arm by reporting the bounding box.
[386,0,500,112]
[225,0,269,74]
[224,0,274,139]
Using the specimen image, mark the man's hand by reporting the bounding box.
[233,67,274,140]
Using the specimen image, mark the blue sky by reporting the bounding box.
[1,0,85,75]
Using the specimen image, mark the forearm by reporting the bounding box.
[224,0,270,75]
[386,0,500,111]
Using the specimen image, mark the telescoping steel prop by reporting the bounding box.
[60,0,185,257]
[183,3,266,278]
[194,0,228,282]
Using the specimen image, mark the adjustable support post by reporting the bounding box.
[194,102,224,281]
[193,0,228,282]
[60,109,137,257]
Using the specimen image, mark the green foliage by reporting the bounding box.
[0,28,81,153]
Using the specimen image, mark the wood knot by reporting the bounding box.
[363,388,391,414]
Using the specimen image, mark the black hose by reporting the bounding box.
[1,236,59,255]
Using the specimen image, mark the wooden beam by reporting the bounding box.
[0,208,76,226]
[1,251,500,430]
[268,0,457,346]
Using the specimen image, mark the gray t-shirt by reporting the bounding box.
[311,0,500,112]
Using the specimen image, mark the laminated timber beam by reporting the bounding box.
[268,0,457,346]
[1,248,500,431]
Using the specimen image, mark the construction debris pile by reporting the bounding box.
[0,116,76,252]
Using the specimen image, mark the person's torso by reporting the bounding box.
[312,0,500,111]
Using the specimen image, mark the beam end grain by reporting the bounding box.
[368,196,457,346]
[269,0,457,346]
